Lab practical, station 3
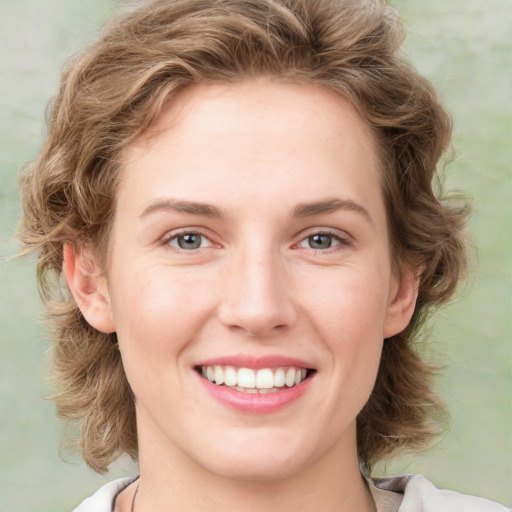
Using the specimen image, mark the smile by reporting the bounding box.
[194,356,316,413]
[198,365,311,393]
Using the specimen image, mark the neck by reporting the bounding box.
[133,421,375,512]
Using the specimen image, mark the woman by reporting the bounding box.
[18,0,509,510]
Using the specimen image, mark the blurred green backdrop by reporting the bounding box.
[0,1,510,510]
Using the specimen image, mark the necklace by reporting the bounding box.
[131,483,140,512]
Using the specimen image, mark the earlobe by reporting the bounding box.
[63,244,115,333]
[383,265,419,339]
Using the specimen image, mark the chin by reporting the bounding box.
[191,431,319,483]
[206,454,307,483]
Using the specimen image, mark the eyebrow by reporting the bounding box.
[139,199,224,219]
[139,197,372,224]
[292,198,373,225]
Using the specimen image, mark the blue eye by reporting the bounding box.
[298,232,344,251]
[307,233,336,249]
[169,232,211,250]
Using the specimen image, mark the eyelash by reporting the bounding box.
[164,230,214,251]
[295,229,352,253]
[162,229,352,253]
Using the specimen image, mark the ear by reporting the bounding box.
[383,264,419,338]
[62,244,115,333]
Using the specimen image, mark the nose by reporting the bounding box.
[217,248,298,337]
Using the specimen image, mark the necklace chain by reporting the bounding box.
[131,483,140,512]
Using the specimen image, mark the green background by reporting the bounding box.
[0,1,510,510]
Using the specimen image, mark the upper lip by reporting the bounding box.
[195,354,315,370]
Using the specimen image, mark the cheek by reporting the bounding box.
[108,267,203,369]
[306,264,390,395]
[309,262,391,337]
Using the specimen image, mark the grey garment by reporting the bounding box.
[368,477,403,512]
[72,475,138,512]
[370,474,510,512]
[72,474,510,512]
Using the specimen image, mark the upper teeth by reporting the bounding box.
[201,365,308,390]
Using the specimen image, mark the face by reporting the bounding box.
[70,81,416,482]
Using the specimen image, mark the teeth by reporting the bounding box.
[285,368,296,387]
[237,368,256,388]
[199,365,310,391]
[274,368,285,387]
[256,368,274,389]
[224,366,237,386]
[214,365,224,385]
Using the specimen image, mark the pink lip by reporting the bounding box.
[195,354,314,370]
[196,371,314,414]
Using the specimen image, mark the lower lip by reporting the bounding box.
[196,372,313,414]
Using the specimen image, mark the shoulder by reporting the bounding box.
[372,474,510,512]
[71,476,138,512]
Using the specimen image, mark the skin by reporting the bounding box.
[64,80,418,511]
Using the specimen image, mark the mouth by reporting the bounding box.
[195,365,316,394]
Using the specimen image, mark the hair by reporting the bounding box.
[18,0,469,474]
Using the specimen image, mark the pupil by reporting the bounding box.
[309,234,332,249]
[178,233,201,249]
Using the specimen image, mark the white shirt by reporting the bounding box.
[72,474,510,512]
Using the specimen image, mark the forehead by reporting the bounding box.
[118,80,382,218]
[142,80,376,149]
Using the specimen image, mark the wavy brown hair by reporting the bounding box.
[18,0,468,474]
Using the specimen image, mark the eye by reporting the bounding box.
[297,231,349,251]
[306,233,338,250]
[168,232,212,250]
